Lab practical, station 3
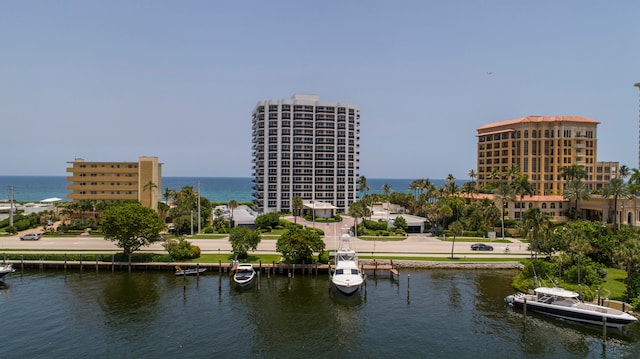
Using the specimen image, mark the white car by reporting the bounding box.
[20,233,41,241]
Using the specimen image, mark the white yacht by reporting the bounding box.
[331,232,364,295]
[505,286,638,329]
[0,263,15,280]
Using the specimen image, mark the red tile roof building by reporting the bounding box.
[476,116,618,197]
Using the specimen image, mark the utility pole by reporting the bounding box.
[9,185,14,227]
[197,180,201,234]
[635,83,640,168]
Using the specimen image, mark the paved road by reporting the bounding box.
[1,217,531,258]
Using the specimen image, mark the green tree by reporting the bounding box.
[229,227,261,259]
[292,195,304,224]
[228,200,239,221]
[101,202,166,255]
[348,201,370,237]
[255,212,281,230]
[560,165,587,182]
[143,180,158,208]
[563,179,590,218]
[493,183,515,239]
[511,175,534,223]
[212,216,228,233]
[276,227,325,263]
[523,208,552,259]
[613,226,640,287]
[449,220,464,259]
[393,216,408,232]
[602,178,631,229]
[163,237,201,260]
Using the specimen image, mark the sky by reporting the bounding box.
[2,1,640,179]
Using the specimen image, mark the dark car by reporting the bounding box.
[470,243,493,251]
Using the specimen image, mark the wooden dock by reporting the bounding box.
[2,258,400,280]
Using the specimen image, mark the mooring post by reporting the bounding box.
[95,254,99,272]
[523,298,527,321]
[288,272,292,291]
[292,264,295,278]
[111,254,115,273]
[257,271,261,290]
[64,254,67,271]
[602,316,607,345]
[79,254,83,272]
[259,260,262,273]
[374,261,378,278]
[597,287,601,306]
[196,263,200,277]
[128,254,132,273]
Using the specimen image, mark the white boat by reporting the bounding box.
[505,287,638,329]
[0,263,15,279]
[233,263,256,287]
[331,232,364,295]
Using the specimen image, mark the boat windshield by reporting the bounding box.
[338,254,355,261]
[350,269,359,275]
[336,269,344,275]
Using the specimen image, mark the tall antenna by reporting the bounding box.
[636,83,640,168]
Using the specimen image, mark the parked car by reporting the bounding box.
[470,243,493,251]
[20,233,41,241]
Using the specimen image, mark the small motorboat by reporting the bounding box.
[233,263,256,287]
[331,232,364,296]
[505,286,638,329]
[0,263,15,280]
[174,265,206,276]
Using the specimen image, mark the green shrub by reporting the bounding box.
[364,219,388,231]
[163,237,201,260]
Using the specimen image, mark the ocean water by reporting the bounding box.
[0,176,449,203]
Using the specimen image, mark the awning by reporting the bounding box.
[40,197,62,203]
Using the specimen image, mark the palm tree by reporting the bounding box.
[228,200,239,226]
[563,179,591,218]
[560,164,587,182]
[560,225,592,297]
[348,201,369,237]
[143,181,158,208]
[602,178,631,229]
[505,164,520,181]
[629,168,640,185]
[357,176,370,198]
[612,227,640,286]
[381,183,391,197]
[523,208,551,260]
[511,175,534,223]
[292,195,303,224]
[468,169,477,184]
[619,165,631,180]
[493,184,515,240]
[489,168,502,184]
[444,174,458,197]
[163,187,176,206]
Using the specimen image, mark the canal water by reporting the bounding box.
[1,269,639,358]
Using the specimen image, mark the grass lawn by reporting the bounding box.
[600,267,628,300]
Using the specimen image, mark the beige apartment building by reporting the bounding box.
[66,156,162,211]
[476,116,618,195]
